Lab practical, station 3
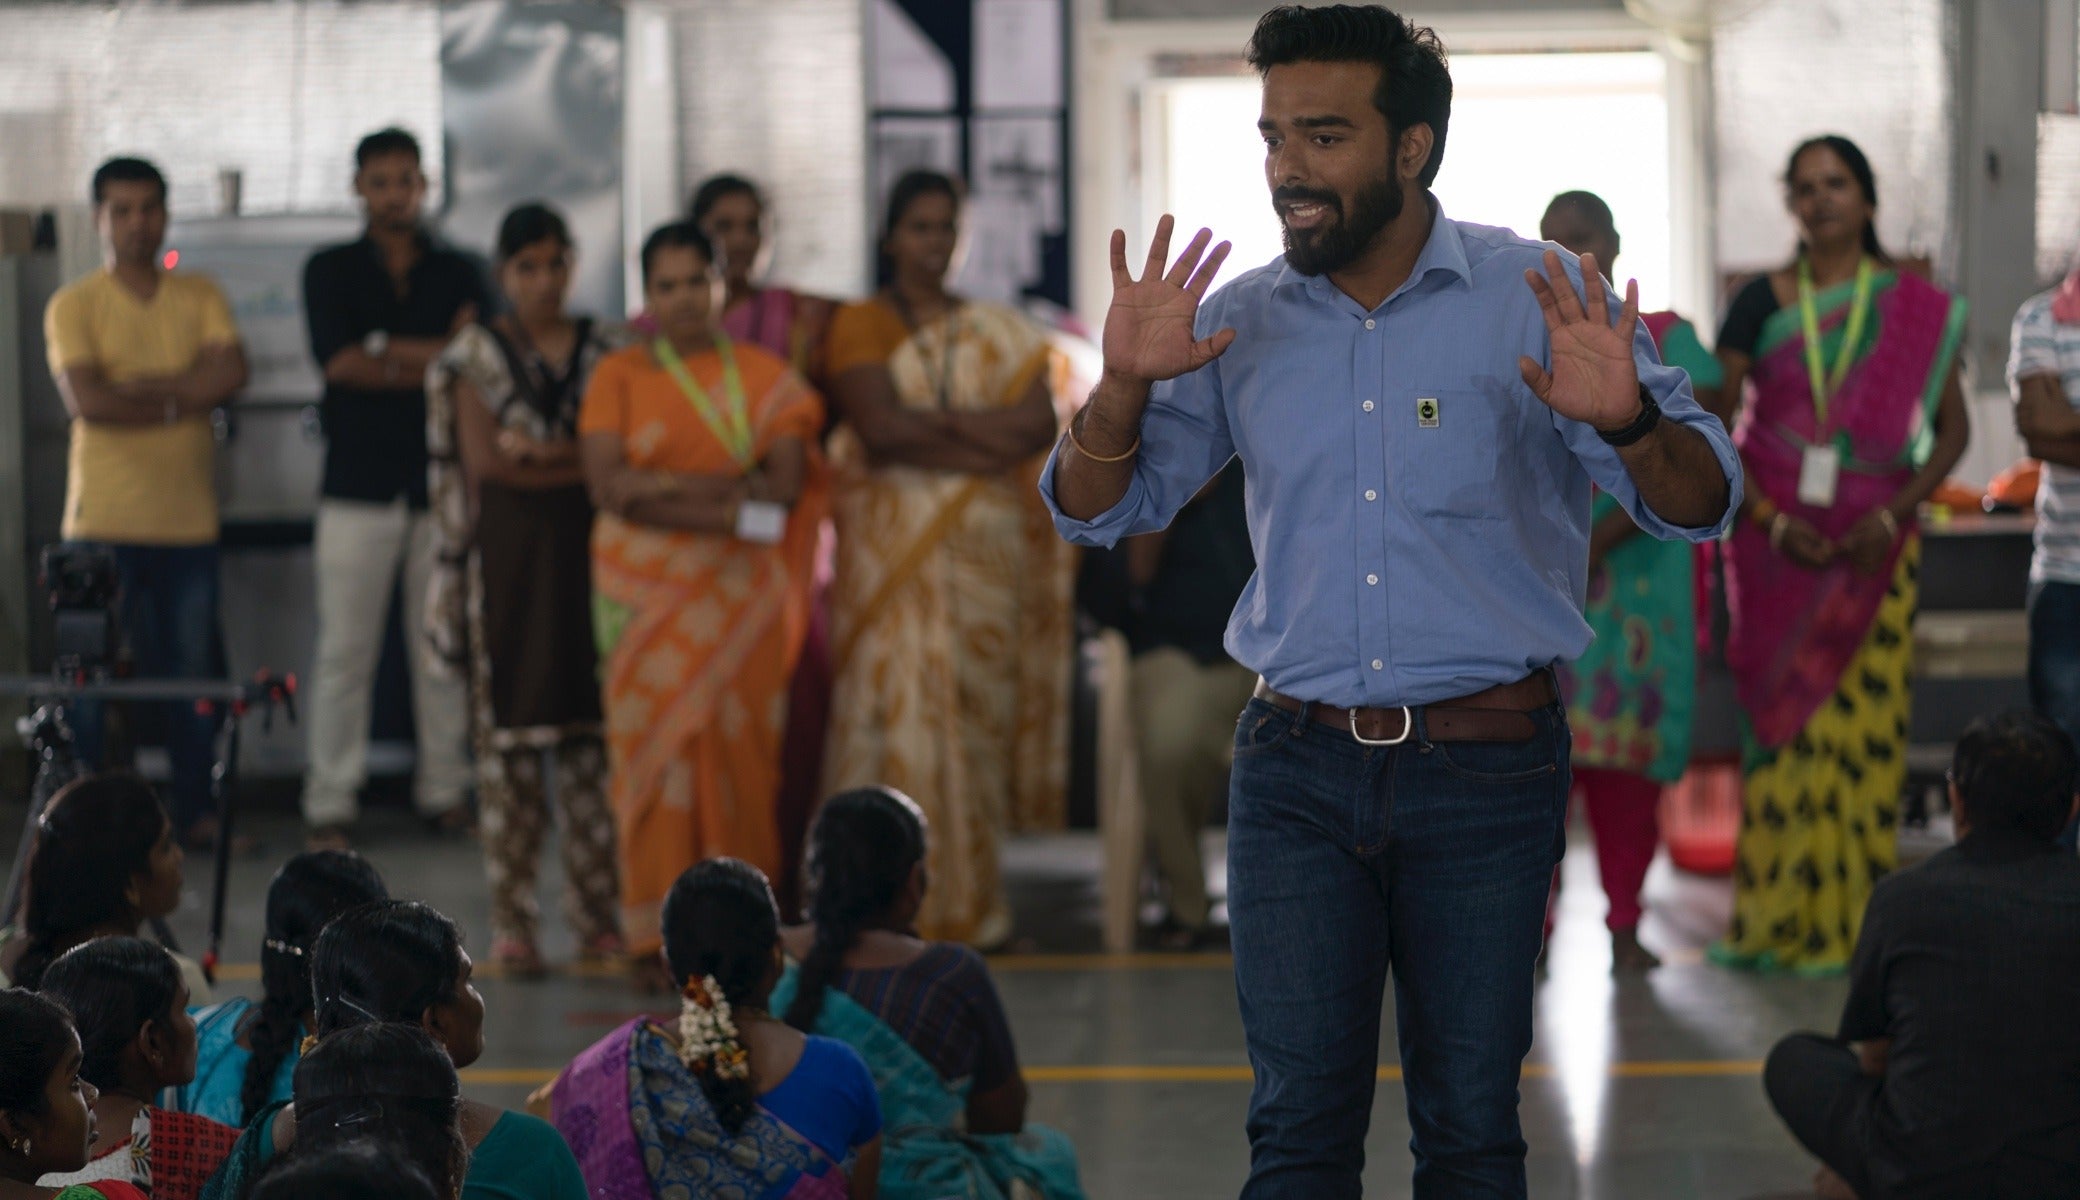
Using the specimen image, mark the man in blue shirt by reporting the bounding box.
[1044,7,1739,1197]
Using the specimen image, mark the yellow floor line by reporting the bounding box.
[459,1060,1765,1087]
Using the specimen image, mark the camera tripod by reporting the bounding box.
[0,673,297,984]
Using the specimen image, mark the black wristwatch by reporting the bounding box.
[1596,384,1661,447]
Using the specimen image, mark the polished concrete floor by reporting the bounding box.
[1,792,1911,1199]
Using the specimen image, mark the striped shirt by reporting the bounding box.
[2007,291,2080,583]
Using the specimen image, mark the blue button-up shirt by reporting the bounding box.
[1041,199,1741,708]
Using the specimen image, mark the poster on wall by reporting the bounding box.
[871,116,963,219]
[440,1,625,316]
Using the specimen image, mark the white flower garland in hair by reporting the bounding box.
[677,973,750,1081]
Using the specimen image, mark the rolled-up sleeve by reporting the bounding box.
[1041,301,1239,547]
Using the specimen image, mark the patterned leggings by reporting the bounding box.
[480,737,620,948]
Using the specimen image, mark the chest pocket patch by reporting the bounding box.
[1397,387,1511,520]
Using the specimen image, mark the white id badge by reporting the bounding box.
[1797,443,1841,508]
[735,500,787,545]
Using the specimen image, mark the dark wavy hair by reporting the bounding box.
[292,1023,466,1199]
[0,989,79,1120]
[249,1142,442,1200]
[690,173,764,226]
[1246,4,1453,187]
[355,127,422,170]
[639,220,716,286]
[38,937,182,1092]
[784,788,927,1033]
[235,852,388,1125]
[308,901,463,1038]
[661,858,782,1135]
[495,202,573,261]
[1952,710,2080,841]
[14,774,168,990]
[1785,134,1888,262]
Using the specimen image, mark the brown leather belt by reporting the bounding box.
[1253,672,1555,745]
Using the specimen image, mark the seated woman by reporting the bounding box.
[247,1143,440,1200]
[35,939,237,1200]
[176,852,387,1127]
[540,859,883,1199]
[777,788,1085,1200]
[279,1024,467,1200]
[0,776,203,1000]
[302,902,582,1200]
[0,988,147,1200]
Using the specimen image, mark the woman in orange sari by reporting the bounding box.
[579,221,828,978]
[821,172,1074,948]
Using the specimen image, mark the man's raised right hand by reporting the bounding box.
[1102,215,1236,386]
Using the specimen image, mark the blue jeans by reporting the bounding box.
[1227,695,1569,1200]
[2027,580,2080,852]
[67,543,223,833]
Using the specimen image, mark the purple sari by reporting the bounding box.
[550,1019,850,1200]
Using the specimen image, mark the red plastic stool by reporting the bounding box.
[1661,755,1742,876]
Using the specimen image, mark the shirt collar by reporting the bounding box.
[1274,193,1471,308]
[358,227,435,264]
[1955,825,2067,863]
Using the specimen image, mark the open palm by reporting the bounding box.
[1517,249,1643,431]
[1103,215,1236,383]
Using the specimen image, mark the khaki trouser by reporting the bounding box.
[301,498,472,827]
[1130,647,1258,928]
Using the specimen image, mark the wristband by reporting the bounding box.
[1768,512,1792,554]
[1066,423,1140,464]
[1595,385,1662,447]
[1875,508,1900,542]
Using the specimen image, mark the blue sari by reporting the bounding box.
[769,967,1085,1200]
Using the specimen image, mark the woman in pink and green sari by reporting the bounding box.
[1711,136,1970,974]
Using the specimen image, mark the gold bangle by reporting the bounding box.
[1748,497,1779,530]
[1066,423,1140,464]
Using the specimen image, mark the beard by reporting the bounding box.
[1276,171,1404,277]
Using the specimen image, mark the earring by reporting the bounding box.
[11,1135,29,1157]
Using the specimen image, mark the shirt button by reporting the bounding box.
[1371,659,1384,671]
[1364,318,1376,330]
[1362,400,1376,412]
[1364,489,1378,501]
[1367,573,1379,585]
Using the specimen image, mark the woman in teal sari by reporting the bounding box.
[1712,135,1970,974]
[777,788,1084,1200]
[541,860,882,1200]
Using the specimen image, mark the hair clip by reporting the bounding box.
[327,1101,384,1129]
[319,993,384,1023]
[263,939,305,958]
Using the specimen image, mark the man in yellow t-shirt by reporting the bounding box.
[43,156,248,845]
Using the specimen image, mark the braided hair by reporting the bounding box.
[660,858,782,1135]
[783,787,927,1033]
[308,901,462,1038]
[236,852,388,1125]
[291,1022,466,1200]
[14,775,167,990]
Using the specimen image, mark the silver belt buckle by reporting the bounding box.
[1350,705,1413,747]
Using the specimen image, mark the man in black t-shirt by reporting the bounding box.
[1765,709,2080,1200]
[299,128,487,847]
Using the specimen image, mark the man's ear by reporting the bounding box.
[1396,124,1435,187]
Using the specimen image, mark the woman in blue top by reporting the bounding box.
[540,859,883,1199]
[176,851,387,1127]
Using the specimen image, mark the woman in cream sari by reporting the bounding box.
[821,171,1074,948]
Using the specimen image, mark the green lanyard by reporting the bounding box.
[1796,256,1874,428]
[653,335,753,468]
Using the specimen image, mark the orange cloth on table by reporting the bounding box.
[819,299,1077,946]
[579,342,829,954]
